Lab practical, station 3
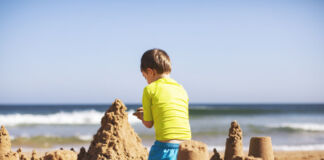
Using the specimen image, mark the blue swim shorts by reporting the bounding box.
[148,141,180,160]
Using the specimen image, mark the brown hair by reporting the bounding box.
[140,48,171,74]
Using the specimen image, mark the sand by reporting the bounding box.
[248,137,274,160]
[273,150,324,160]
[78,99,148,160]
[43,150,77,160]
[210,148,222,160]
[0,126,19,160]
[212,151,324,160]
[224,120,244,160]
[177,140,209,160]
[232,155,262,160]
[14,150,324,160]
[0,126,12,155]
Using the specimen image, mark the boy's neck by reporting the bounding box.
[152,73,170,82]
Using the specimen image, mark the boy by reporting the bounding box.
[133,49,191,160]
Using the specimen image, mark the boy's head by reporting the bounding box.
[140,48,171,74]
[140,49,171,84]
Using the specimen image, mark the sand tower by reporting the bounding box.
[177,140,209,160]
[248,137,274,160]
[224,121,243,160]
[0,126,11,155]
[0,125,19,160]
[78,99,148,160]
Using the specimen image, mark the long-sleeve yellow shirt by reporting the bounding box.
[142,77,191,141]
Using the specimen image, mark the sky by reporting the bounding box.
[0,0,324,104]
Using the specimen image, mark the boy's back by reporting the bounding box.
[143,77,191,141]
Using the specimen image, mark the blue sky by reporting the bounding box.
[0,0,323,104]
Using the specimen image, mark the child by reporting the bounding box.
[133,48,191,160]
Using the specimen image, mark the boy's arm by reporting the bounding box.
[142,120,153,128]
[142,87,154,128]
[133,107,154,128]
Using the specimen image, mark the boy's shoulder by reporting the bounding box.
[144,77,183,92]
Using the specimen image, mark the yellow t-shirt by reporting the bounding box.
[142,77,191,141]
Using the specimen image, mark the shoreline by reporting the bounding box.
[11,142,324,152]
[13,149,324,160]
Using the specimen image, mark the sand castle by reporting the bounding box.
[177,140,209,160]
[0,126,11,155]
[224,120,244,160]
[0,125,19,160]
[222,121,275,160]
[77,99,148,160]
[248,137,274,160]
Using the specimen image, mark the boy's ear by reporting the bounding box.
[152,69,158,75]
[146,68,154,75]
[147,68,157,75]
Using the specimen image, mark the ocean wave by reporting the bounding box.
[272,144,324,151]
[0,109,141,126]
[188,107,282,116]
[188,104,324,116]
[266,123,324,132]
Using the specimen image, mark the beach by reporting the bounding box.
[4,150,324,160]
[1,101,324,159]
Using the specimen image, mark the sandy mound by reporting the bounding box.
[43,150,77,160]
[177,140,209,160]
[0,126,11,155]
[248,137,274,160]
[224,120,243,160]
[78,99,148,160]
[0,125,19,160]
[0,152,19,160]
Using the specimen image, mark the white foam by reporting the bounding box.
[0,110,141,126]
[128,109,142,124]
[77,135,93,141]
[267,123,324,132]
[272,144,324,151]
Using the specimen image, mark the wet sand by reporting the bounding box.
[13,150,324,160]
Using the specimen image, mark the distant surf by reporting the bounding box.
[266,123,324,132]
[0,109,141,126]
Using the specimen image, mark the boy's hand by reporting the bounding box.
[133,107,143,120]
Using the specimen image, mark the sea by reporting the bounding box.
[1,103,324,151]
